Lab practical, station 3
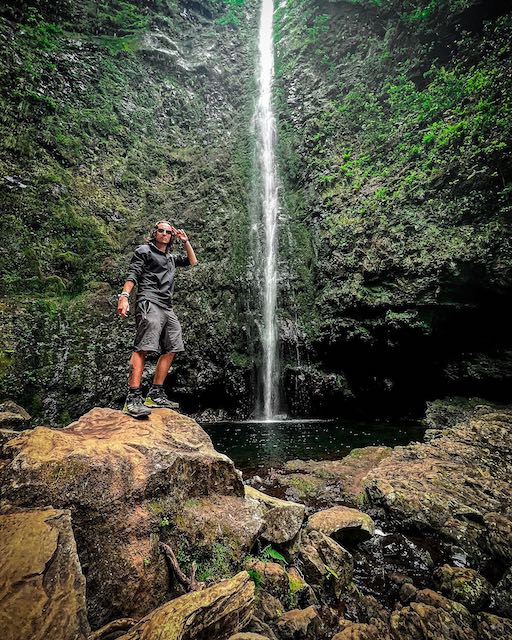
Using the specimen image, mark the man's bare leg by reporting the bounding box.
[145,352,179,409]
[124,351,151,418]
[153,352,176,385]
[129,350,147,388]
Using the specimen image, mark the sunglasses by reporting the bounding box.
[156,228,173,235]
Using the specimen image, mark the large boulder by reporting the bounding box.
[433,564,492,611]
[477,612,512,639]
[0,508,89,640]
[306,506,375,545]
[244,560,290,601]
[364,407,512,565]
[276,606,323,640]
[0,400,31,430]
[165,494,264,583]
[390,588,477,640]
[119,571,254,640]
[0,408,245,627]
[332,622,390,640]
[492,567,512,617]
[0,428,20,447]
[299,530,353,598]
[245,486,305,543]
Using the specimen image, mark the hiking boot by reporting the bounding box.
[144,386,180,410]
[123,392,151,419]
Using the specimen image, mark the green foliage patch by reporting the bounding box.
[274,1,512,346]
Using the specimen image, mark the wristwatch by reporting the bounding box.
[118,292,130,299]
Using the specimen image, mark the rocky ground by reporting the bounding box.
[0,398,511,639]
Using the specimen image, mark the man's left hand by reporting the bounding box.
[172,227,189,243]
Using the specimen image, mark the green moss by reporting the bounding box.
[0,349,14,380]
[247,567,263,588]
[217,0,246,27]
[0,0,268,422]
[195,541,234,582]
[173,537,236,584]
[183,498,201,509]
[288,572,304,595]
[285,474,322,496]
[271,0,512,406]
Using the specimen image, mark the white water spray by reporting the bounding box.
[254,0,280,419]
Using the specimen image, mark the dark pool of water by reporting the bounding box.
[201,418,424,473]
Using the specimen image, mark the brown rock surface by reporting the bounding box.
[0,427,20,446]
[477,612,512,639]
[245,485,305,543]
[227,634,271,640]
[332,622,390,640]
[492,567,512,617]
[364,407,512,564]
[268,447,392,507]
[0,400,31,429]
[390,601,476,640]
[167,494,264,580]
[287,566,318,608]
[433,564,491,610]
[390,588,477,640]
[276,606,322,639]
[244,618,278,640]
[256,591,285,622]
[119,571,254,640]
[299,530,353,598]
[0,408,245,627]
[0,508,89,640]
[245,560,290,600]
[306,506,375,544]
[413,589,475,628]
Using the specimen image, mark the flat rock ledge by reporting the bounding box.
[306,506,375,544]
[364,406,512,565]
[0,408,245,627]
[262,446,392,508]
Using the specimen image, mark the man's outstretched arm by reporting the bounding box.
[117,280,134,317]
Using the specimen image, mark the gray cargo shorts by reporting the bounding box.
[133,300,184,353]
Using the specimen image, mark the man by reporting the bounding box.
[117,220,198,418]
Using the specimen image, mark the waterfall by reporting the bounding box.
[253,0,280,420]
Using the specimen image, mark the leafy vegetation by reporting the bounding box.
[260,544,287,564]
[216,0,246,27]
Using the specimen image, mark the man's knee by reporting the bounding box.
[130,351,147,367]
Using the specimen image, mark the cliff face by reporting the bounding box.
[1,0,511,422]
[274,0,512,416]
[0,0,260,422]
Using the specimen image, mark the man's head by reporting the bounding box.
[151,220,175,252]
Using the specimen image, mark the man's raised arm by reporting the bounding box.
[173,227,198,266]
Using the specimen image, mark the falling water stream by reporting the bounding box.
[254,0,280,419]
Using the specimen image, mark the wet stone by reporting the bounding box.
[433,564,492,611]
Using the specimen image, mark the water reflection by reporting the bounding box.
[201,419,424,472]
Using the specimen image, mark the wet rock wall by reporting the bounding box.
[0,0,261,422]
[274,0,512,417]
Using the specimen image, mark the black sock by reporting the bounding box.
[151,383,163,389]
[128,386,141,395]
